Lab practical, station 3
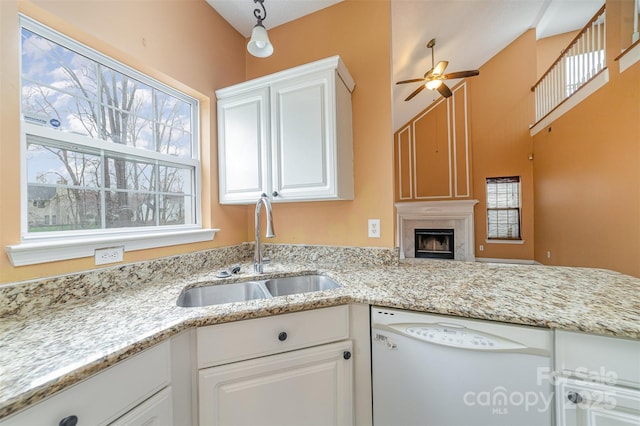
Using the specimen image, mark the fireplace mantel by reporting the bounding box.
[395,200,479,261]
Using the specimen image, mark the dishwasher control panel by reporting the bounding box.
[401,325,525,351]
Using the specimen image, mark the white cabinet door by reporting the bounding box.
[199,341,353,426]
[271,71,335,201]
[216,56,353,205]
[217,87,270,204]
[556,378,640,426]
[109,387,173,426]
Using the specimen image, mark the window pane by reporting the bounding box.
[159,165,191,195]
[27,143,101,187]
[160,194,189,225]
[156,125,192,158]
[28,185,101,232]
[106,191,156,228]
[106,156,155,191]
[101,67,153,119]
[21,28,98,99]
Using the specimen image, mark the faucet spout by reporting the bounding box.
[254,194,276,273]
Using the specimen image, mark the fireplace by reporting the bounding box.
[415,229,455,259]
[395,200,479,261]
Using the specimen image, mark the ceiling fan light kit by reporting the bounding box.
[247,0,274,58]
[397,38,479,101]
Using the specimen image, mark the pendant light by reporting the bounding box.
[247,0,273,58]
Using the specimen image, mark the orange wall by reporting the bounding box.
[532,1,640,277]
[467,30,537,261]
[242,0,395,248]
[0,0,248,283]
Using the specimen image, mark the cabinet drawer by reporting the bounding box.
[1,342,170,425]
[555,330,640,388]
[197,306,349,368]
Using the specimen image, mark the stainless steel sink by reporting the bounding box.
[177,274,342,307]
[264,275,341,297]
[176,281,270,307]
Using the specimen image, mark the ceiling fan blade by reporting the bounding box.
[396,78,425,85]
[405,84,426,101]
[443,70,480,80]
[423,67,434,79]
[436,82,453,98]
[433,61,448,76]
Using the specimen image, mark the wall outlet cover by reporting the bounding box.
[368,219,381,238]
[95,246,124,265]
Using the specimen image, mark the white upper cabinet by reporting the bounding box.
[216,56,355,204]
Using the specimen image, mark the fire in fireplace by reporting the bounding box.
[415,229,455,259]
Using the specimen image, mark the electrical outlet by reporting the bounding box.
[368,219,381,238]
[479,245,484,252]
[95,246,124,265]
[547,251,552,259]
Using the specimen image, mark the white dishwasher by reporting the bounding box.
[371,306,553,426]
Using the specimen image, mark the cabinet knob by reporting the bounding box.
[272,191,279,197]
[59,415,78,426]
[278,331,288,341]
[567,391,583,404]
[343,351,352,360]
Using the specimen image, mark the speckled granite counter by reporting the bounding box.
[1,243,639,419]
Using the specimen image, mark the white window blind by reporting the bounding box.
[486,176,521,240]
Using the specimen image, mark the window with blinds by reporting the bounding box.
[486,176,521,240]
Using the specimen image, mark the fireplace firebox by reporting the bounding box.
[415,229,455,259]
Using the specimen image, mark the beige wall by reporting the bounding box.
[0,0,394,284]
[532,0,640,277]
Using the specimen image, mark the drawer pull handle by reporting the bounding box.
[59,415,78,426]
[278,331,288,341]
[272,191,279,197]
[343,351,352,360]
[567,391,583,404]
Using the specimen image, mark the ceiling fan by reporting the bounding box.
[397,38,480,101]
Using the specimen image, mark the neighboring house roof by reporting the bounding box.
[28,186,57,201]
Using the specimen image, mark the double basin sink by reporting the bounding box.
[177,274,341,308]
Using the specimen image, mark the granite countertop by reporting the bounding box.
[1,245,639,419]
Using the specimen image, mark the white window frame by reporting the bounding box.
[6,16,217,267]
[485,176,524,244]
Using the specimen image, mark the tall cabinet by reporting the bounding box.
[216,56,355,204]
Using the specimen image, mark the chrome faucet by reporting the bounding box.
[254,194,275,274]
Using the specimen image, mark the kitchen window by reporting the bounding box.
[486,176,522,240]
[7,16,215,266]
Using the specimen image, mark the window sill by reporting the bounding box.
[486,239,525,245]
[5,228,219,267]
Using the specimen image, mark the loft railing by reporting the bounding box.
[532,5,606,122]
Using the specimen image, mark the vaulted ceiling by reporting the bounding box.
[206,0,604,129]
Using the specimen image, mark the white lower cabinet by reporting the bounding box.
[557,377,640,425]
[196,306,356,425]
[555,330,640,426]
[199,341,353,425]
[1,332,196,426]
[108,387,173,426]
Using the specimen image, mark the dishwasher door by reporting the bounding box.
[371,307,553,426]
